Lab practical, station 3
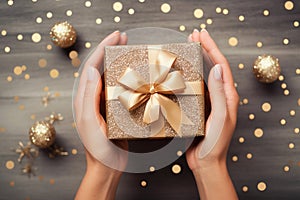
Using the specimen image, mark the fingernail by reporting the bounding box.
[113,30,120,34]
[193,28,199,33]
[88,67,96,81]
[188,34,193,42]
[213,64,222,80]
[201,28,207,32]
[121,32,126,36]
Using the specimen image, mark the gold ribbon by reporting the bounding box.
[107,47,203,137]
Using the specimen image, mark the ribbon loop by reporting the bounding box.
[116,47,201,136]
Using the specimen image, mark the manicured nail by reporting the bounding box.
[113,30,120,34]
[188,34,193,42]
[201,28,207,32]
[88,67,96,81]
[213,64,222,80]
[121,32,127,36]
[193,28,199,33]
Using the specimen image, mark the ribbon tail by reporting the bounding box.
[143,95,160,124]
[118,90,149,111]
[155,94,194,137]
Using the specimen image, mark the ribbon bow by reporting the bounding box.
[116,48,200,136]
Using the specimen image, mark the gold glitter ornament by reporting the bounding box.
[253,54,281,83]
[29,121,56,148]
[50,21,77,48]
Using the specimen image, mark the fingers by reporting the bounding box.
[198,64,227,159]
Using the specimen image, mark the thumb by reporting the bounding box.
[198,64,227,158]
[81,67,102,122]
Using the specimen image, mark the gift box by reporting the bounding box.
[104,42,205,139]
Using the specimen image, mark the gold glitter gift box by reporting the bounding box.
[104,43,205,139]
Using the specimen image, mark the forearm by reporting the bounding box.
[192,161,238,200]
[75,166,122,200]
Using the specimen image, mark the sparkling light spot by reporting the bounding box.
[96,18,102,24]
[278,75,285,81]
[161,3,171,13]
[254,128,264,138]
[289,142,295,149]
[46,12,53,19]
[223,8,229,15]
[71,149,78,155]
[280,119,286,125]
[261,102,271,112]
[7,76,13,82]
[36,17,42,23]
[216,7,222,14]
[206,18,213,25]
[4,46,11,53]
[113,2,123,12]
[172,164,181,174]
[85,1,92,7]
[179,25,185,31]
[6,161,15,170]
[246,153,253,159]
[283,165,290,172]
[17,34,23,40]
[239,15,245,22]
[228,37,238,47]
[177,150,183,156]
[249,113,255,120]
[38,58,47,68]
[284,1,294,10]
[128,8,135,15]
[283,38,289,45]
[31,33,41,43]
[238,63,245,69]
[242,186,249,192]
[14,66,22,75]
[194,8,204,18]
[85,42,91,48]
[114,16,121,23]
[290,110,296,116]
[257,41,263,48]
[66,10,73,16]
[141,180,147,187]
[257,182,267,191]
[294,128,299,134]
[263,9,269,16]
[149,166,155,172]
[239,137,245,143]
[294,20,299,28]
[49,69,59,79]
[232,155,238,162]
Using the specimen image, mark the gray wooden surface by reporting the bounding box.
[1,0,300,199]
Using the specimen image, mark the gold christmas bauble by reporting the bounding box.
[29,121,56,148]
[50,21,77,48]
[253,54,281,83]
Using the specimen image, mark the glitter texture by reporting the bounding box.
[104,43,204,139]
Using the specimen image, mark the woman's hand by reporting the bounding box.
[74,31,128,200]
[186,29,239,200]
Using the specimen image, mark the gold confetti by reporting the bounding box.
[1,29,7,36]
[32,33,41,43]
[14,66,22,75]
[261,102,271,112]
[0,127,6,133]
[7,76,13,82]
[283,89,289,96]
[46,44,52,50]
[206,18,213,25]
[179,25,185,31]
[254,128,264,138]
[283,38,289,45]
[22,163,36,177]
[257,41,263,48]
[216,7,222,13]
[278,75,285,81]
[17,34,23,40]
[228,37,238,47]
[177,150,183,156]
[69,50,78,59]
[200,23,206,29]
[24,74,30,80]
[280,119,286,125]
[14,96,19,102]
[239,137,245,143]
[232,155,238,162]
[294,128,299,134]
[49,69,59,79]
[242,186,249,192]
[36,17,42,24]
[85,1,92,7]
[242,98,248,104]
[239,15,245,22]
[43,86,49,92]
[296,68,300,74]
[71,149,78,155]
[96,18,102,24]
[114,16,121,23]
[15,141,39,163]
[257,182,267,191]
[4,46,11,53]
[128,8,135,15]
[19,104,25,110]
[284,1,294,10]
[249,113,255,120]
[6,160,15,170]
[21,65,27,71]
[294,20,299,28]
[194,8,204,18]
[46,12,53,19]
[66,10,73,16]
[161,3,171,13]
[172,164,181,174]
[7,0,13,6]
[290,110,296,116]
[289,142,295,149]
[238,63,245,69]
[283,165,290,172]
[30,114,36,120]
[263,9,269,16]
[141,180,147,187]
[281,83,287,89]
[149,166,155,172]
[74,72,80,78]
[38,58,47,68]
[222,8,229,15]
[113,2,123,12]
[246,153,253,159]
[298,98,300,106]
[85,42,91,48]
